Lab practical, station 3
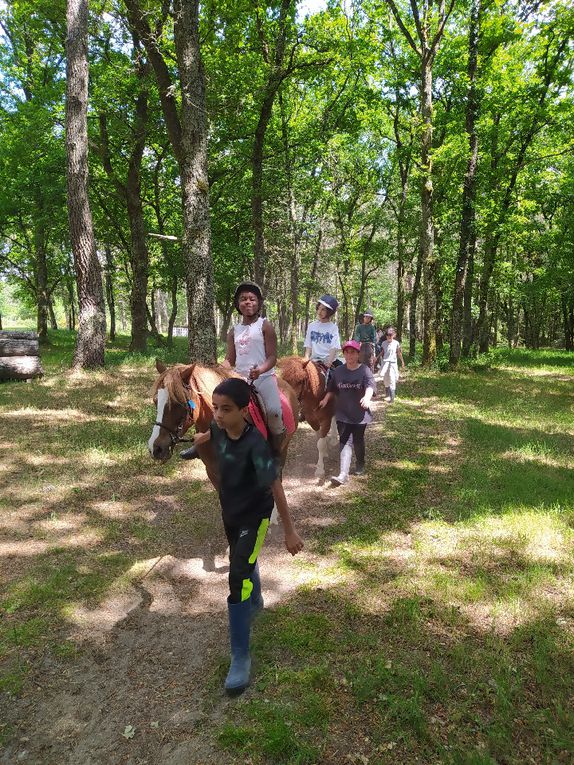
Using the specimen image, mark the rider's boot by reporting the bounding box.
[268,430,286,464]
[180,444,200,460]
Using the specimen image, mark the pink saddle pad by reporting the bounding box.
[248,390,296,440]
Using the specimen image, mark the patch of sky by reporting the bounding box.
[297,0,328,21]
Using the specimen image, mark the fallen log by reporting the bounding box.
[0,355,44,381]
[0,331,39,340]
[0,338,40,357]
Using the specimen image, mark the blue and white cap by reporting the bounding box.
[317,294,339,313]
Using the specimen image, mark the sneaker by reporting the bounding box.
[351,464,365,476]
[330,474,348,486]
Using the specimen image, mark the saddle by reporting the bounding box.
[248,386,296,440]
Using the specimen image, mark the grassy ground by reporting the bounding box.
[218,347,574,764]
[1,335,573,763]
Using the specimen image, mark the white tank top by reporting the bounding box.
[233,317,274,379]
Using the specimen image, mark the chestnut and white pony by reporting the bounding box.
[148,360,298,488]
[276,357,338,479]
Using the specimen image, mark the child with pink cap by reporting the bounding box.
[318,339,376,484]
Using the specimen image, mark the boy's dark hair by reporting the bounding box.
[213,377,251,408]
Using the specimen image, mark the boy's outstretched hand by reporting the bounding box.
[284,531,304,556]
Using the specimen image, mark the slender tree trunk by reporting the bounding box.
[48,299,58,330]
[35,221,49,344]
[280,94,300,354]
[167,273,178,347]
[126,82,149,352]
[65,271,76,330]
[409,251,422,360]
[98,57,149,353]
[436,269,444,353]
[491,289,498,347]
[393,94,410,342]
[252,89,274,288]
[569,304,574,351]
[66,0,106,368]
[507,295,514,348]
[477,238,498,353]
[449,0,481,366]
[104,246,116,341]
[304,226,322,335]
[251,0,292,288]
[461,240,475,357]
[218,300,234,344]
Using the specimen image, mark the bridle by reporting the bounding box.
[153,382,203,451]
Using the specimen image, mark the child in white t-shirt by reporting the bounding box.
[303,294,342,368]
[379,326,405,403]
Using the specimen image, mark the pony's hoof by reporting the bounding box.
[314,468,325,479]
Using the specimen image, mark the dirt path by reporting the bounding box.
[1,400,386,765]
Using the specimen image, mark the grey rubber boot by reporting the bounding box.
[225,599,251,696]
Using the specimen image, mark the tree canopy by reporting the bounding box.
[0,0,572,361]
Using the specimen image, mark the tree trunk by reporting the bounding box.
[173,0,215,363]
[124,0,216,362]
[461,240,475,357]
[449,0,481,367]
[66,0,106,369]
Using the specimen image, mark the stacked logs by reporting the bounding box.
[0,331,44,381]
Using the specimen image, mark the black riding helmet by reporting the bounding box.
[233,281,263,312]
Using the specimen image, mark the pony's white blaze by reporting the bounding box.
[148,388,169,454]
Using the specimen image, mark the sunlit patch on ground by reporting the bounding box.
[1,406,94,423]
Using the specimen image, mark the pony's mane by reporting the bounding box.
[278,356,324,397]
[153,363,232,408]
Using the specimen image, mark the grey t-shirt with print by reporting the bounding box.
[327,364,376,425]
